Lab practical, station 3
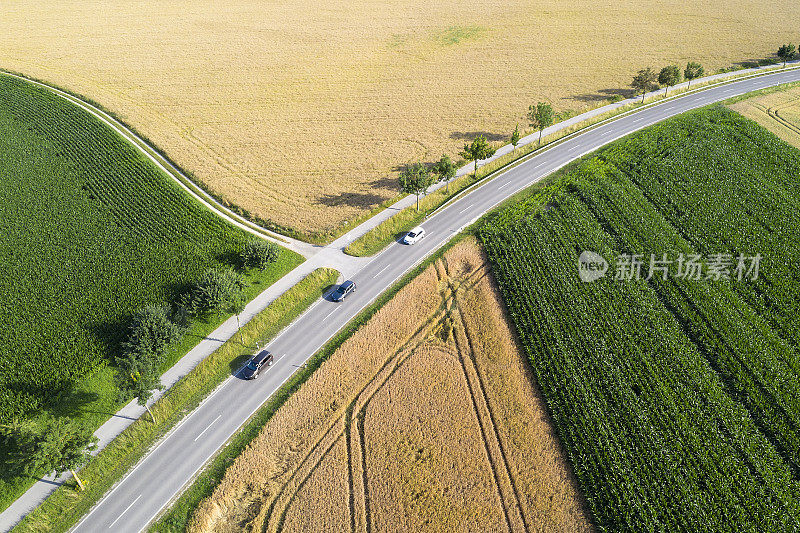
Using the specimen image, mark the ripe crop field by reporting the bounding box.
[0,75,300,428]
[187,240,591,533]
[2,1,798,237]
[479,106,800,531]
[730,85,800,148]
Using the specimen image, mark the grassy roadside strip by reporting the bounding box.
[344,62,800,257]
[0,251,303,513]
[149,156,590,531]
[12,268,338,533]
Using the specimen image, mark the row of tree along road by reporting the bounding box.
[398,43,799,217]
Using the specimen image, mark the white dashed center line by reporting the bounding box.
[193,415,221,442]
[372,265,390,279]
[109,495,141,529]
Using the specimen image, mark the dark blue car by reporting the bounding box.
[242,350,273,379]
[331,280,356,302]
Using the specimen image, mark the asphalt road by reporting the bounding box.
[72,67,800,532]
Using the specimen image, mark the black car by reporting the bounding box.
[241,350,273,379]
[331,280,356,302]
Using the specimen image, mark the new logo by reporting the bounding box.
[578,251,609,282]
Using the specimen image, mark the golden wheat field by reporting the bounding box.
[730,86,800,148]
[187,238,591,532]
[2,1,798,236]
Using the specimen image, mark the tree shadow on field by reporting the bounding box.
[573,87,634,103]
[43,381,102,420]
[369,176,401,191]
[215,249,244,270]
[86,315,130,359]
[733,56,779,69]
[317,192,388,209]
[449,131,506,142]
[2,380,101,425]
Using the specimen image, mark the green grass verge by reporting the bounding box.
[11,268,338,533]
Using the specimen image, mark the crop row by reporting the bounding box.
[479,106,800,531]
[0,76,259,423]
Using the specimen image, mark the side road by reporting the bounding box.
[0,59,798,531]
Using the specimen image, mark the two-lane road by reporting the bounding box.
[73,67,800,532]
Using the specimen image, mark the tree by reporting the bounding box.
[432,154,457,194]
[632,68,658,102]
[181,268,247,316]
[684,62,704,89]
[527,102,554,144]
[399,162,435,212]
[116,354,162,423]
[115,305,180,423]
[1,416,97,491]
[230,294,247,343]
[241,240,279,270]
[658,65,682,96]
[510,124,520,151]
[121,305,183,365]
[460,135,497,177]
[778,44,797,68]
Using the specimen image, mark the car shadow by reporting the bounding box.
[322,283,344,302]
[229,351,254,380]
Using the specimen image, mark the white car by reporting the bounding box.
[402,226,426,245]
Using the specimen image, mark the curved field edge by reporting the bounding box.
[0,68,313,246]
[10,268,337,533]
[0,74,304,511]
[0,73,299,421]
[479,106,800,530]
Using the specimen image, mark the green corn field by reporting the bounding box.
[0,76,281,424]
[480,106,800,532]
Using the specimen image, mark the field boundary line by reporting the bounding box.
[0,70,316,257]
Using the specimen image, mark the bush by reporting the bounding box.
[241,240,279,270]
[181,268,247,316]
[119,305,184,366]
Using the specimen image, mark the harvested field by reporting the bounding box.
[187,239,591,532]
[730,85,800,147]
[3,1,798,236]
